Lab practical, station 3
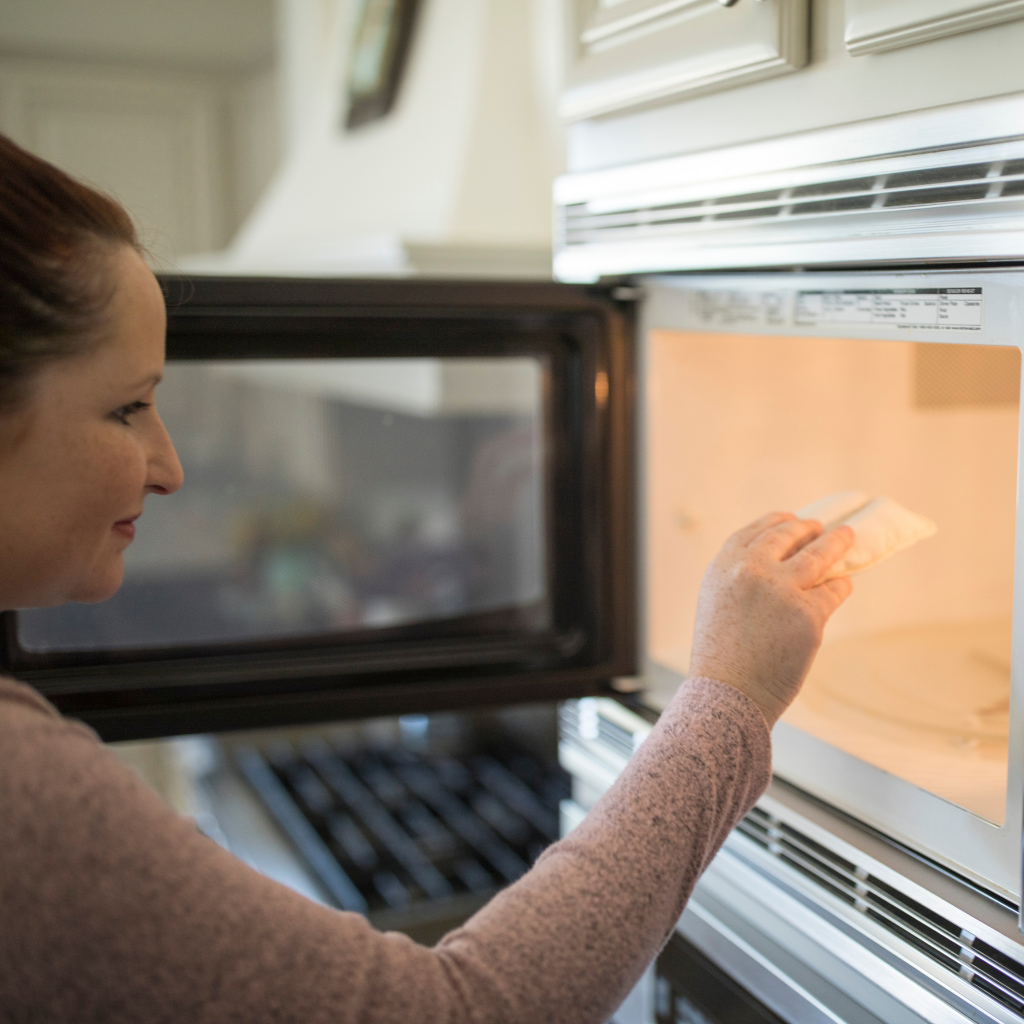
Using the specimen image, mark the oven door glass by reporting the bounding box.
[643,271,1023,900]
[18,356,550,651]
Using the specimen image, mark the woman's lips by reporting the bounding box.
[113,514,140,540]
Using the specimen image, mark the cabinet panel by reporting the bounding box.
[845,0,1024,56]
[567,1,1024,175]
[0,58,229,262]
[560,0,809,121]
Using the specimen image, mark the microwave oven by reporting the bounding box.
[3,90,1024,944]
[5,265,1020,906]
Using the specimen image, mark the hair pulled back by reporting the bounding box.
[0,133,141,411]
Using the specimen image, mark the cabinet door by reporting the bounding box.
[845,0,1024,56]
[0,278,636,740]
[560,0,809,121]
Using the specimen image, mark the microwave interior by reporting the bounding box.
[643,273,1023,899]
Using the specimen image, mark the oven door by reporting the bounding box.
[639,269,1024,904]
[0,277,635,741]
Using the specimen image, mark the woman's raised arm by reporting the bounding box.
[0,514,851,1024]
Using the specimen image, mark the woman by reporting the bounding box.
[0,134,854,1023]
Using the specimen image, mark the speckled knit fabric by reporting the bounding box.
[0,674,770,1023]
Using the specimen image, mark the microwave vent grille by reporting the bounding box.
[559,699,636,763]
[560,697,1024,1016]
[737,807,1024,1017]
[559,158,1024,250]
[554,96,1024,275]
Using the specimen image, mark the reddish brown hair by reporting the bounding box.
[0,133,141,410]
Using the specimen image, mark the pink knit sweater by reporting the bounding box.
[0,675,771,1023]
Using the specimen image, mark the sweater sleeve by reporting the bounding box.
[0,676,770,1024]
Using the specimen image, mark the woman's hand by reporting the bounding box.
[688,512,855,728]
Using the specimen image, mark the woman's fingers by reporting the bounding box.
[753,516,823,560]
[810,574,854,616]
[787,524,855,587]
[727,511,795,549]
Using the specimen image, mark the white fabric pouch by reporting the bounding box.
[795,490,937,580]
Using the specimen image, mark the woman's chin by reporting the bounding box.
[68,560,125,605]
[13,558,125,609]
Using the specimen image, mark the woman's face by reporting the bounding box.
[0,245,183,610]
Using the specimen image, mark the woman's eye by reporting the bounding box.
[112,401,152,425]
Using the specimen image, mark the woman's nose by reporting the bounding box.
[146,413,184,496]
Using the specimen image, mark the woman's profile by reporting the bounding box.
[0,133,854,1024]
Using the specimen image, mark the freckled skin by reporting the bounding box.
[0,246,183,611]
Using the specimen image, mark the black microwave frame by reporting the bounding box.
[0,277,636,741]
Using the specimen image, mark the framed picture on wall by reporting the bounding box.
[345,0,423,130]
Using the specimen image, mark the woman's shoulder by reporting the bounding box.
[0,675,97,742]
[0,674,59,716]
[0,675,57,716]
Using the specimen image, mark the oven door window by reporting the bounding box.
[0,278,634,740]
[18,357,549,651]
[648,331,1020,825]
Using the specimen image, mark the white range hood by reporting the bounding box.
[188,0,562,279]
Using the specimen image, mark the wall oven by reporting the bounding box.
[555,89,1024,1023]
[550,90,1024,915]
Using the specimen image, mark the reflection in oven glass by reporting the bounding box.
[18,357,548,651]
[648,332,1019,824]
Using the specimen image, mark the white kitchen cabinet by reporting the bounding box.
[566,0,1024,175]
[0,58,230,263]
[845,0,1024,56]
[559,0,809,121]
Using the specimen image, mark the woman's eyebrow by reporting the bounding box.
[127,372,163,390]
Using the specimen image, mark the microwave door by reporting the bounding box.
[637,271,1024,905]
[0,278,636,742]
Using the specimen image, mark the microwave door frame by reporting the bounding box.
[0,277,637,741]
[637,271,1024,906]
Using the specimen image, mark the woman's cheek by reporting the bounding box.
[102,429,149,511]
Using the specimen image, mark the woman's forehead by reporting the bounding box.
[38,253,166,399]
[96,250,167,374]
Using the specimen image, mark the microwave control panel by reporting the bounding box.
[692,287,984,333]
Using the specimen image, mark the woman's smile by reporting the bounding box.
[112,512,142,542]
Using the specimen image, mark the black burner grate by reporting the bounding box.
[236,736,569,920]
